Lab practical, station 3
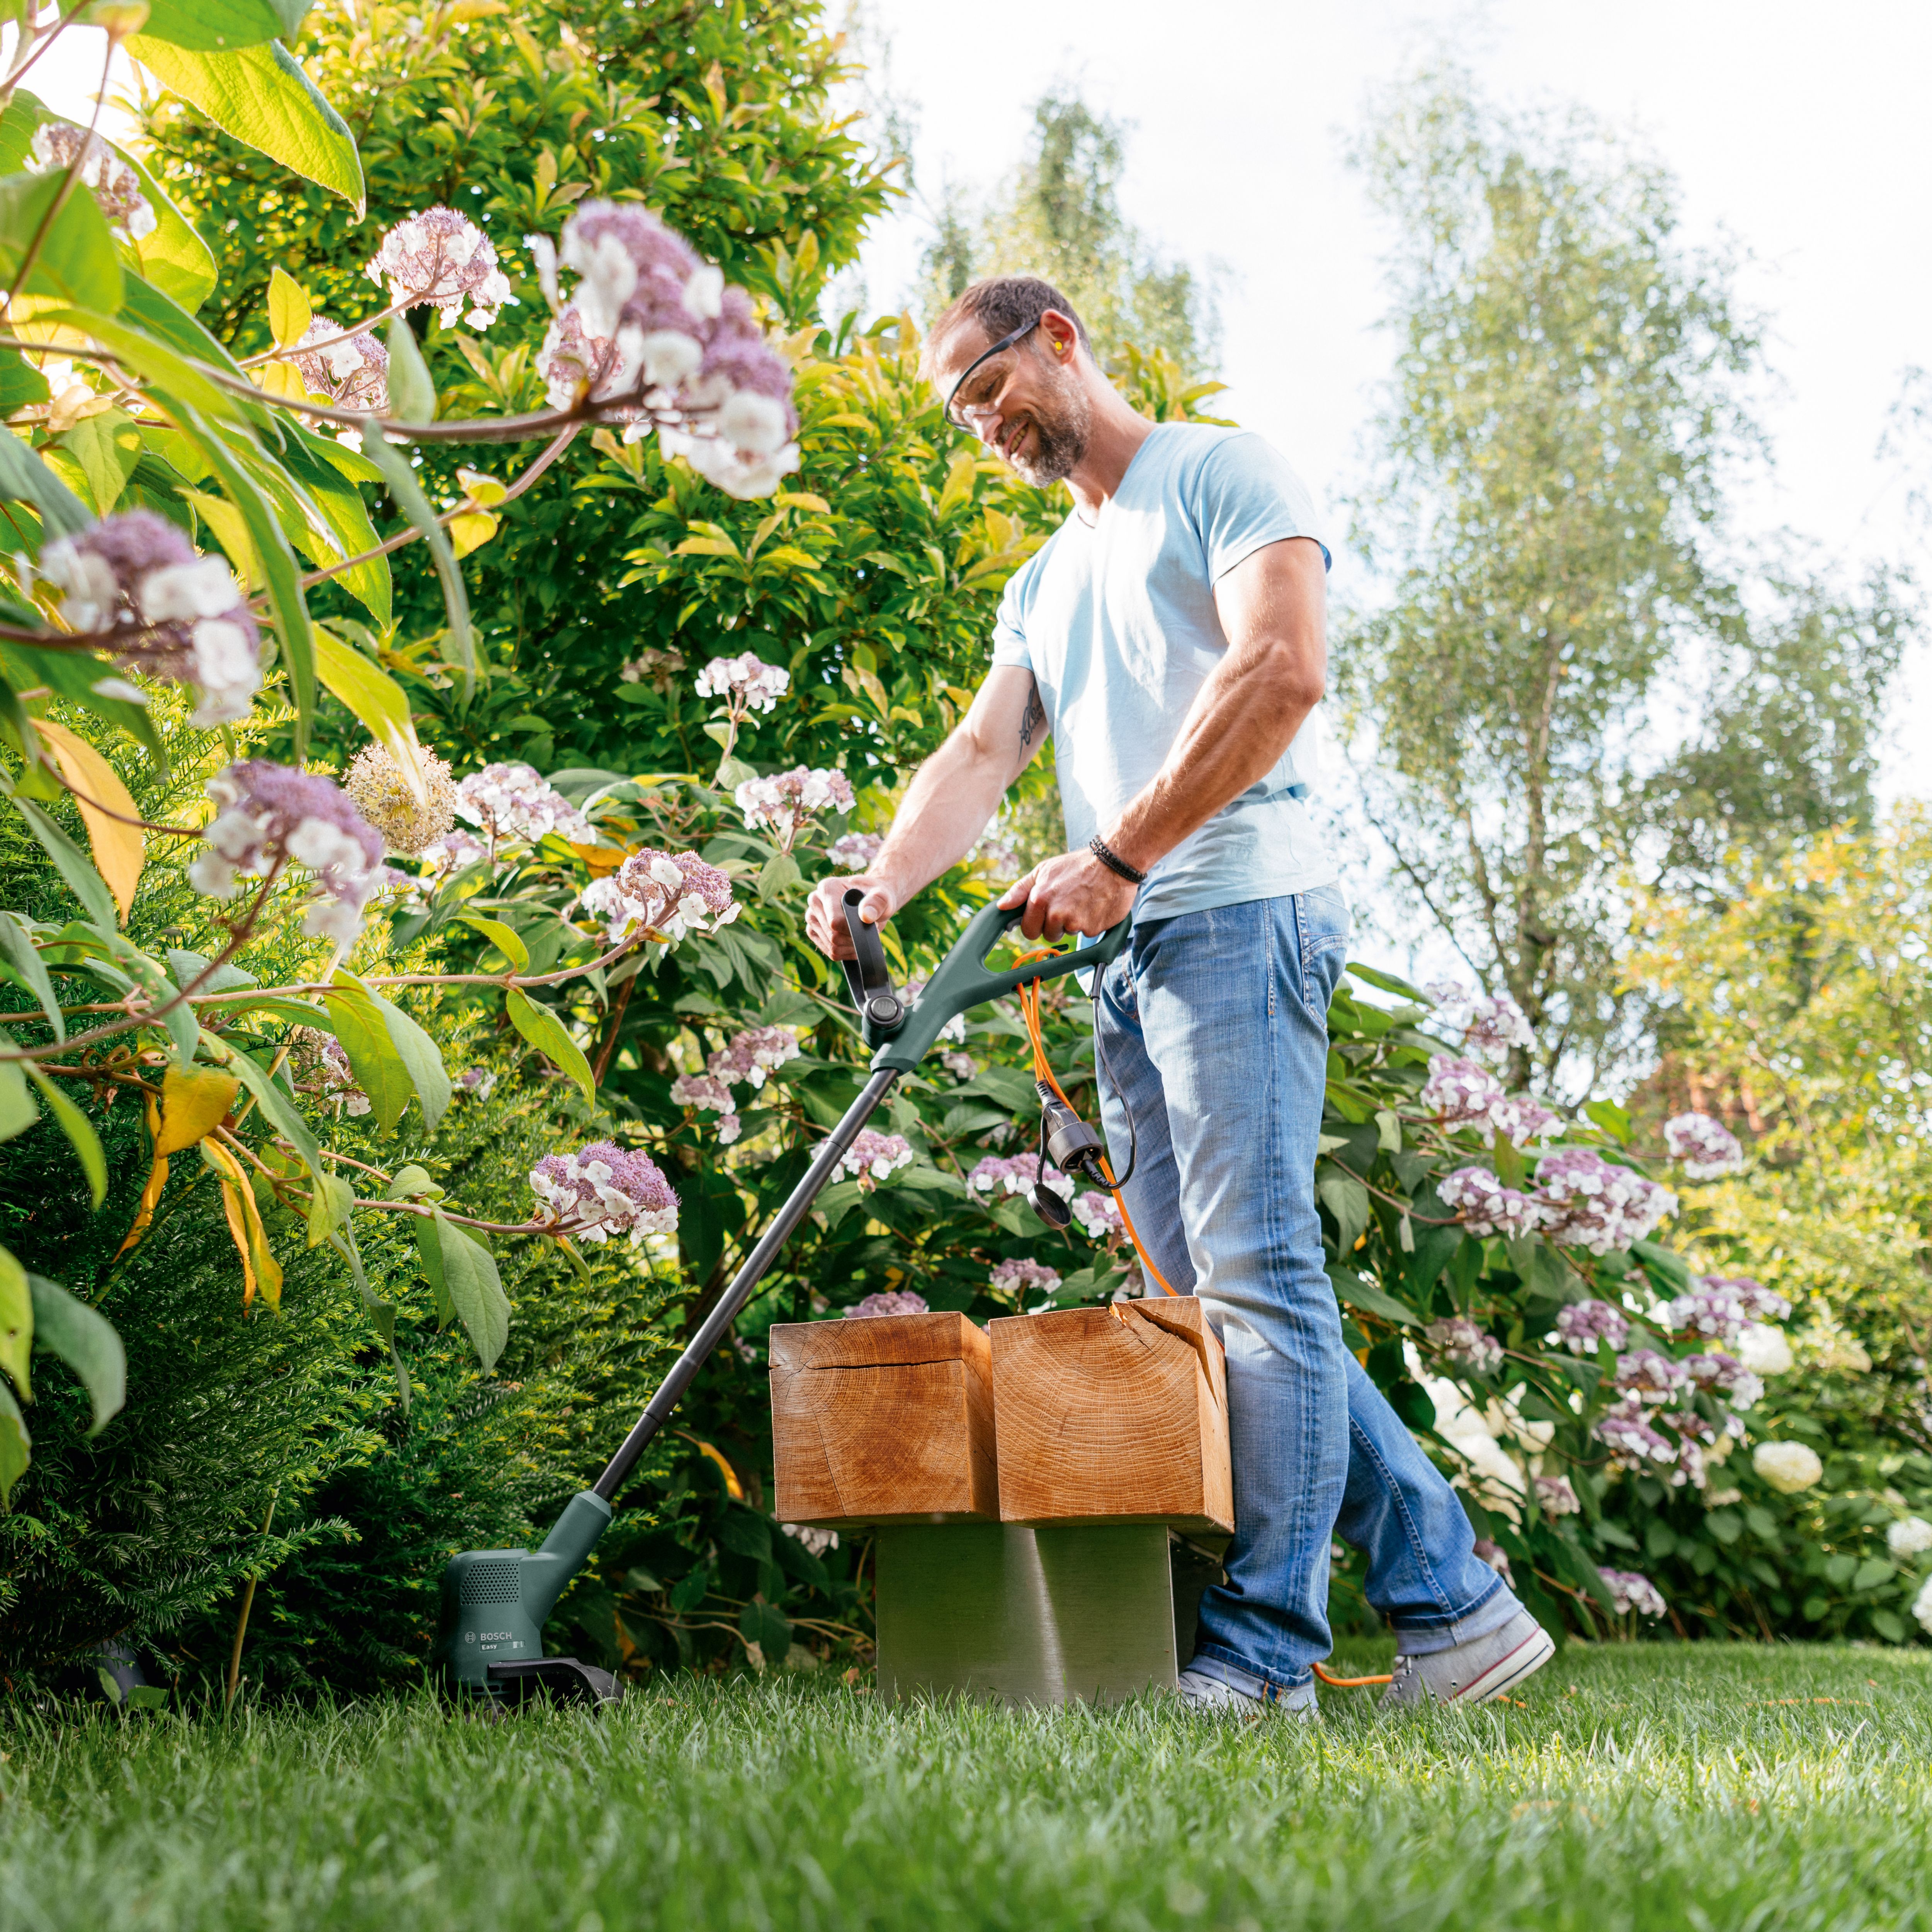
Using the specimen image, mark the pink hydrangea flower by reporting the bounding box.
[188,761,384,945]
[707,1026,800,1090]
[1664,1111,1745,1179]
[1488,1094,1561,1148]
[991,1257,1063,1302]
[1680,1351,1764,1410]
[1419,1055,1507,1126]
[580,849,738,947]
[1535,1148,1676,1255]
[1072,1190,1125,1240]
[31,122,153,238]
[1427,981,1534,1054]
[829,831,883,872]
[1702,1274,1790,1324]
[900,977,967,1045]
[1554,1298,1630,1355]
[939,1049,977,1081]
[1596,1403,1682,1475]
[736,766,855,850]
[529,1142,678,1244]
[452,762,593,848]
[1437,1166,1551,1239]
[845,1288,929,1319]
[1614,1348,1689,1403]
[670,1071,740,1145]
[1599,1569,1668,1619]
[968,1151,1072,1200]
[1425,1316,1502,1374]
[1669,1282,1749,1342]
[366,207,512,327]
[290,316,390,414]
[836,1129,914,1189]
[1534,1474,1580,1516]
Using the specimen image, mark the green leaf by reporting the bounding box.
[1326,1263,1422,1327]
[361,431,472,701]
[413,1212,454,1326]
[267,265,311,347]
[0,425,92,538]
[505,987,595,1105]
[24,1064,105,1207]
[337,971,451,1132]
[164,401,316,759]
[384,314,436,422]
[283,435,388,623]
[126,38,365,214]
[315,625,432,787]
[1854,1556,1895,1593]
[111,139,218,311]
[0,1379,28,1506]
[29,1273,124,1434]
[305,1173,352,1248]
[1347,960,1430,1002]
[0,909,63,1042]
[430,1208,508,1374]
[0,1062,35,1142]
[0,350,49,417]
[1584,1100,1633,1145]
[140,0,308,54]
[457,913,529,970]
[8,795,117,927]
[1318,1170,1370,1253]
[125,1684,170,1711]
[757,850,802,902]
[0,91,37,177]
[0,168,122,311]
[0,1241,30,1396]
[322,971,414,1133]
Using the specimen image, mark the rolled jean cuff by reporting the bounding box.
[1389,1574,1518,1656]
[1186,1644,1316,1702]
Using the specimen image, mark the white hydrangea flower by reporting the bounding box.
[1733,1323,1795,1377]
[1886,1515,1932,1559]
[1752,1440,1823,1495]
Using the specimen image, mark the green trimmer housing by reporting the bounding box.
[433,892,1131,1705]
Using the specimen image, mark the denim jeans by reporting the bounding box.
[1093,889,1518,1692]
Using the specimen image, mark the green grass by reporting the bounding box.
[4,1642,1930,1932]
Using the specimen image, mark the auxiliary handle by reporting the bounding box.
[869,898,1131,1074]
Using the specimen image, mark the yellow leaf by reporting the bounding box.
[448,509,499,559]
[774,491,831,514]
[153,1066,239,1156]
[267,267,312,350]
[935,447,976,520]
[181,487,263,590]
[672,534,742,560]
[201,1140,283,1312]
[456,466,507,508]
[256,356,313,401]
[115,1152,169,1259]
[687,1434,744,1500]
[449,0,509,17]
[32,718,143,924]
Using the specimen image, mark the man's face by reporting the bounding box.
[934,318,1093,486]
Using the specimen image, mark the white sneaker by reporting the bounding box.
[1174,1668,1317,1717]
[1381,1608,1555,1708]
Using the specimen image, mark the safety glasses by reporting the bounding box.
[942,319,1038,432]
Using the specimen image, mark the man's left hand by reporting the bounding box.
[997,848,1138,940]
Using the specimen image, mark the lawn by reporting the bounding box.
[3,1641,1929,1932]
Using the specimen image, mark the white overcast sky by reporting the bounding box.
[846,0,1932,811]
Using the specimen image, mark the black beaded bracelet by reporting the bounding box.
[1088,834,1147,886]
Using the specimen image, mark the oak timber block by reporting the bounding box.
[769,1311,998,1527]
[988,1297,1233,1532]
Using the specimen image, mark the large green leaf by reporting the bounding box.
[314,630,423,785]
[0,1063,35,1142]
[283,432,389,623]
[0,1242,30,1396]
[362,432,473,701]
[0,427,92,539]
[0,168,122,311]
[1326,1262,1423,1328]
[334,969,451,1131]
[111,140,218,311]
[0,909,63,1043]
[126,38,364,215]
[56,407,142,515]
[506,988,596,1104]
[24,1063,106,1207]
[29,1273,125,1434]
[7,796,119,928]
[384,314,436,422]
[0,91,36,176]
[422,1209,508,1374]
[141,0,310,52]
[0,1379,27,1506]
[322,970,414,1133]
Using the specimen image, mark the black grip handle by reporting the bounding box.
[840,887,903,1032]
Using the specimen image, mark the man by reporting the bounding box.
[805,277,1553,1713]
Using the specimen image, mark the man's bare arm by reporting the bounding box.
[995,536,1327,940]
[805,664,1047,960]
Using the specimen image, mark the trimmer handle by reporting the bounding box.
[839,888,906,1035]
[867,898,1130,1073]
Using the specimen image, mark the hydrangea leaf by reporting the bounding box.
[505,987,595,1105]
[430,1209,508,1374]
[28,1273,124,1434]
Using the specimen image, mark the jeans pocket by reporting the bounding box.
[1296,887,1352,1017]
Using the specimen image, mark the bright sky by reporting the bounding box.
[849,0,1932,814]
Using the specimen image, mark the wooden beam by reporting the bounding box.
[769,1311,998,1527]
[988,1298,1233,1532]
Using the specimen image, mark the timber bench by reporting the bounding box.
[769,1298,1233,1704]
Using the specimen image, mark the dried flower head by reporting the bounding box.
[618,646,687,692]
[736,766,855,850]
[845,1288,929,1320]
[188,761,384,945]
[343,743,457,855]
[1599,1569,1668,1619]
[580,848,739,947]
[991,1257,1063,1303]
[366,207,512,327]
[1664,1111,1745,1179]
[31,122,154,238]
[1438,1166,1551,1240]
[529,1142,678,1245]
[1554,1298,1631,1355]
[1535,1148,1676,1255]
[1425,1316,1502,1374]
[836,1130,914,1189]
[37,510,261,726]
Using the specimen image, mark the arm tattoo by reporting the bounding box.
[1019,679,1045,751]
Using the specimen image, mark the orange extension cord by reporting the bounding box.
[1013,948,1395,1692]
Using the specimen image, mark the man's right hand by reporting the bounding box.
[805,872,901,961]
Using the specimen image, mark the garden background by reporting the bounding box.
[0,0,1928,1708]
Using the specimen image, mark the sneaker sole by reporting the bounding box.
[1446,1621,1556,1704]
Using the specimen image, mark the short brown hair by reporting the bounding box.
[927,276,1092,376]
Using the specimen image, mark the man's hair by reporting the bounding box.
[927,276,1092,378]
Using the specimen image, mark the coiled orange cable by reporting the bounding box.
[1012,949,1175,1296]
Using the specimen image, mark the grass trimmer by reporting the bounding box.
[434,890,1130,1706]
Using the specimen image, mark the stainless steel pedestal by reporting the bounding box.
[876,1522,1217,1704]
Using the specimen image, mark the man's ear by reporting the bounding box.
[1039,310,1082,364]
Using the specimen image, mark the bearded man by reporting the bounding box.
[806,277,1553,1713]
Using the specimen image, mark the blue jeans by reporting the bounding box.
[1094,889,1517,1692]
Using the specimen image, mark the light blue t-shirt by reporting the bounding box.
[990,422,1337,924]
